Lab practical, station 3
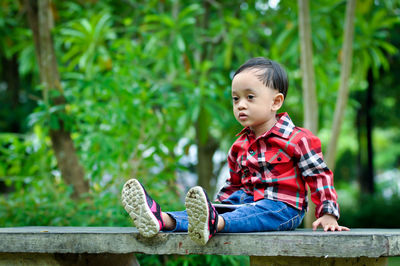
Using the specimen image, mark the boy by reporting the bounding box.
[121,57,349,246]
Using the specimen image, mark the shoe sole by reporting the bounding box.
[121,179,160,237]
[185,186,210,245]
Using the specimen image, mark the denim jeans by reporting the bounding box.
[165,190,305,233]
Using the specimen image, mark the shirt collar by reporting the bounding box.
[235,112,295,140]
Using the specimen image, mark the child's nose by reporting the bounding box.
[237,100,247,109]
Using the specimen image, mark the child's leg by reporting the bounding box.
[161,212,177,230]
[122,179,189,234]
[162,211,188,232]
[185,186,219,245]
[183,188,253,245]
[163,210,224,232]
[121,178,165,237]
[219,189,255,205]
[220,198,305,233]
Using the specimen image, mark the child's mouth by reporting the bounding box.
[239,113,248,120]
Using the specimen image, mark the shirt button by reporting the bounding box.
[277,157,282,161]
[249,150,254,155]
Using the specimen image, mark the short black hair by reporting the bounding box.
[233,57,289,99]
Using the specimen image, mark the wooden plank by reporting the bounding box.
[0,253,139,266]
[250,256,388,266]
[0,227,399,258]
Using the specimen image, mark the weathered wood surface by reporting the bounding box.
[0,253,140,266]
[0,227,399,258]
[250,256,388,266]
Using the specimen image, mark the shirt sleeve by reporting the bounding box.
[215,147,242,202]
[294,133,340,219]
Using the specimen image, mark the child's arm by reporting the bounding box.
[294,133,349,231]
[215,147,242,202]
[312,214,350,231]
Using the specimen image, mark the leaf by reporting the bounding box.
[179,17,196,28]
[178,4,202,20]
[224,37,233,69]
[376,40,398,55]
[80,19,92,34]
[176,34,186,52]
[144,14,163,24]
[369,47,382,69]
[60,28,86,39]
[27,111,47,127]
[160,15,174,28]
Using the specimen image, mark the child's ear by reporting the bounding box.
[272,93,284,111]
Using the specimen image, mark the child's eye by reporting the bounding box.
[248,95,255,100]
[232,96,239,102]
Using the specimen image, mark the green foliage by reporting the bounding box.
[0,127,55,186]
[374,129,400,170]
[59,12,116,77]
[0,175,131,227]
[136,254,249,266]
[337,170,400,229]
[353,0,400,79]
[339,193,400,228]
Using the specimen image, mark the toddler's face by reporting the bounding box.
[231,69,282,137]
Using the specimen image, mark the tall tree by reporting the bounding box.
[195,1,219,195]
[298,0,318,228]
[298,0,318,134]
[356,69,375,194]
[326,0,357,171]
[25,0,88,198]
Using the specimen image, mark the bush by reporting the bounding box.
[339,193,400,228]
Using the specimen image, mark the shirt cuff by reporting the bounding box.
[318,200,340,219]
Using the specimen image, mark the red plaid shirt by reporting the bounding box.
[216,112,339,219]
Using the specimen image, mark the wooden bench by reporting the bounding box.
[0,227,399,265]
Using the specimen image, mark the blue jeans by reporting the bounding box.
[165,190,305,233]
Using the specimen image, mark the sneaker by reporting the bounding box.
[121,178,164,237]
[185,186,219,245]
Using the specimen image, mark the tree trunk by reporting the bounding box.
[298,0,318,134]
[365,69,374,194]
[195,1,219,196]
[356,69,374,194]
[326,0,357,171]
[25,0,89,198]
[298,0,318,228]
[196,105,218,196]
[1,55,21,133]
[196,138,217,195]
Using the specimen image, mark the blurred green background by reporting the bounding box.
[1,0,399,265]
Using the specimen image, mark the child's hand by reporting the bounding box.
[312,214,350,232]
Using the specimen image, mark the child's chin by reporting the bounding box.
[236,120,245,126]
[239,122,250,128]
